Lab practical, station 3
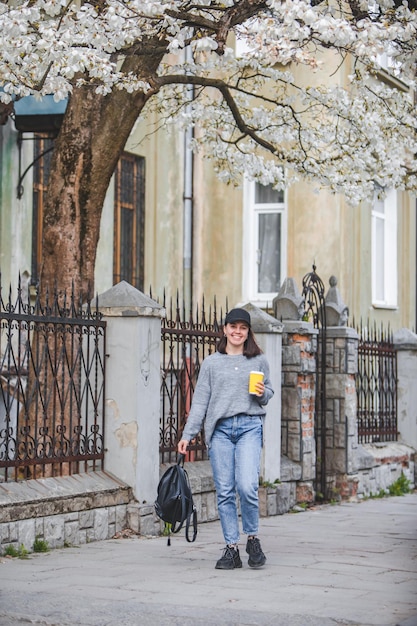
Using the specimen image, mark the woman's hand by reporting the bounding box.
[177,439,189,455]
[254,381,265,397]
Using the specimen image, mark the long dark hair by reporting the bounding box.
[217,326,263,357]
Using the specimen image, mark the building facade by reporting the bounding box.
[0,56,415,331]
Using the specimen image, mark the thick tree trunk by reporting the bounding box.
[41,54,162,301]
[22,52,164,477]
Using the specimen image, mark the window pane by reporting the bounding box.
[258,213,281,293]
[120,207,134,279]
[374,197,385,216]
[114,153,145,291]
[255,182,284,204]
[375,217,385,301]
[121,160,134,204]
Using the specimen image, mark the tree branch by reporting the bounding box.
[155,73,279,154]
[166,0,270,55]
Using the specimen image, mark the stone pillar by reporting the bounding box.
[394,329,417,461]
[281,320,317,501]
[95,281,163,506]
[242,303,282,483]
[325,326,359,498]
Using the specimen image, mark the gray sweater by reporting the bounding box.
[181,351,274,446]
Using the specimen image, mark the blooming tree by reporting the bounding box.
[0,0,416,297]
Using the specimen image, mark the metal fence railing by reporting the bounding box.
[355,321,398,444]
[0,277,106,481]
[159,292,225,464]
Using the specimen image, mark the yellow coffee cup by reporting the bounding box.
[249,371,264,395]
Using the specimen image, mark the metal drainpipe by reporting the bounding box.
[183,124,193,313]
[183,45,194,313]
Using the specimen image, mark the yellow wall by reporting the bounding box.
[129,116,416,331]
[113,112,416,331]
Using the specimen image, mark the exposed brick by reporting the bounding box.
[296,482,315,503]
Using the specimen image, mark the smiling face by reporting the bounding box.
[224,321,250,354]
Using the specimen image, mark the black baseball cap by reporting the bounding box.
[224,308,251,327]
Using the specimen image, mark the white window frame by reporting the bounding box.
[242,178,287,307]
[371,187,398,308]
[368,1,401,74]
[377,50,401,73]
[235,18,258,58]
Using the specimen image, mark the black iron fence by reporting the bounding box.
[0,277,106,481]
[2,274,400,482]
[159,292,225,464]
[355,321,398,443]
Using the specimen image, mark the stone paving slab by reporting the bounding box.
[0,493,416,626]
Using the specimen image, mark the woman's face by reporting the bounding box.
[224,321,250,352]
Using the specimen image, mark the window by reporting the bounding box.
[371,187,397,307]
[32,134,54,283]
[113,153,145,291]
[242,179,287,305]
[235,18,258,58]
[377,50,400,73]
[32,145,145,290]
[367,1,401,75]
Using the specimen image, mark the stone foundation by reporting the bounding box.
[0,471,133,554]
[337,442,415,499]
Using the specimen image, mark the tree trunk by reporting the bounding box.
[22,53,164,477]
[41,53,162,301]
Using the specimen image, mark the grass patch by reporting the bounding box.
[259,478,281,488]
[365,472,412,500]
[4,544,29,559]
[33,536,49,553]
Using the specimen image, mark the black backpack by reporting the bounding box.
[154,454,197,545]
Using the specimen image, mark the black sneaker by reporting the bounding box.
[246,537,266,568]
[215,545,243,570]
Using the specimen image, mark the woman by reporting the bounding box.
[178,308,274,570]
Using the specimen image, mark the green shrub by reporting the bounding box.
[388,472,411,496]
[33,536,49,553]
[4,544,29,558]
[4,544,19,557]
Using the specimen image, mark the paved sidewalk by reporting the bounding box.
[0,492,416,626]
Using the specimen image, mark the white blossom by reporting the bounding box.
[0,0,415,203]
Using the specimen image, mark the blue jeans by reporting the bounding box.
[208,415,263,545]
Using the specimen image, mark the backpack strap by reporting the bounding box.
[185,505,197,542]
